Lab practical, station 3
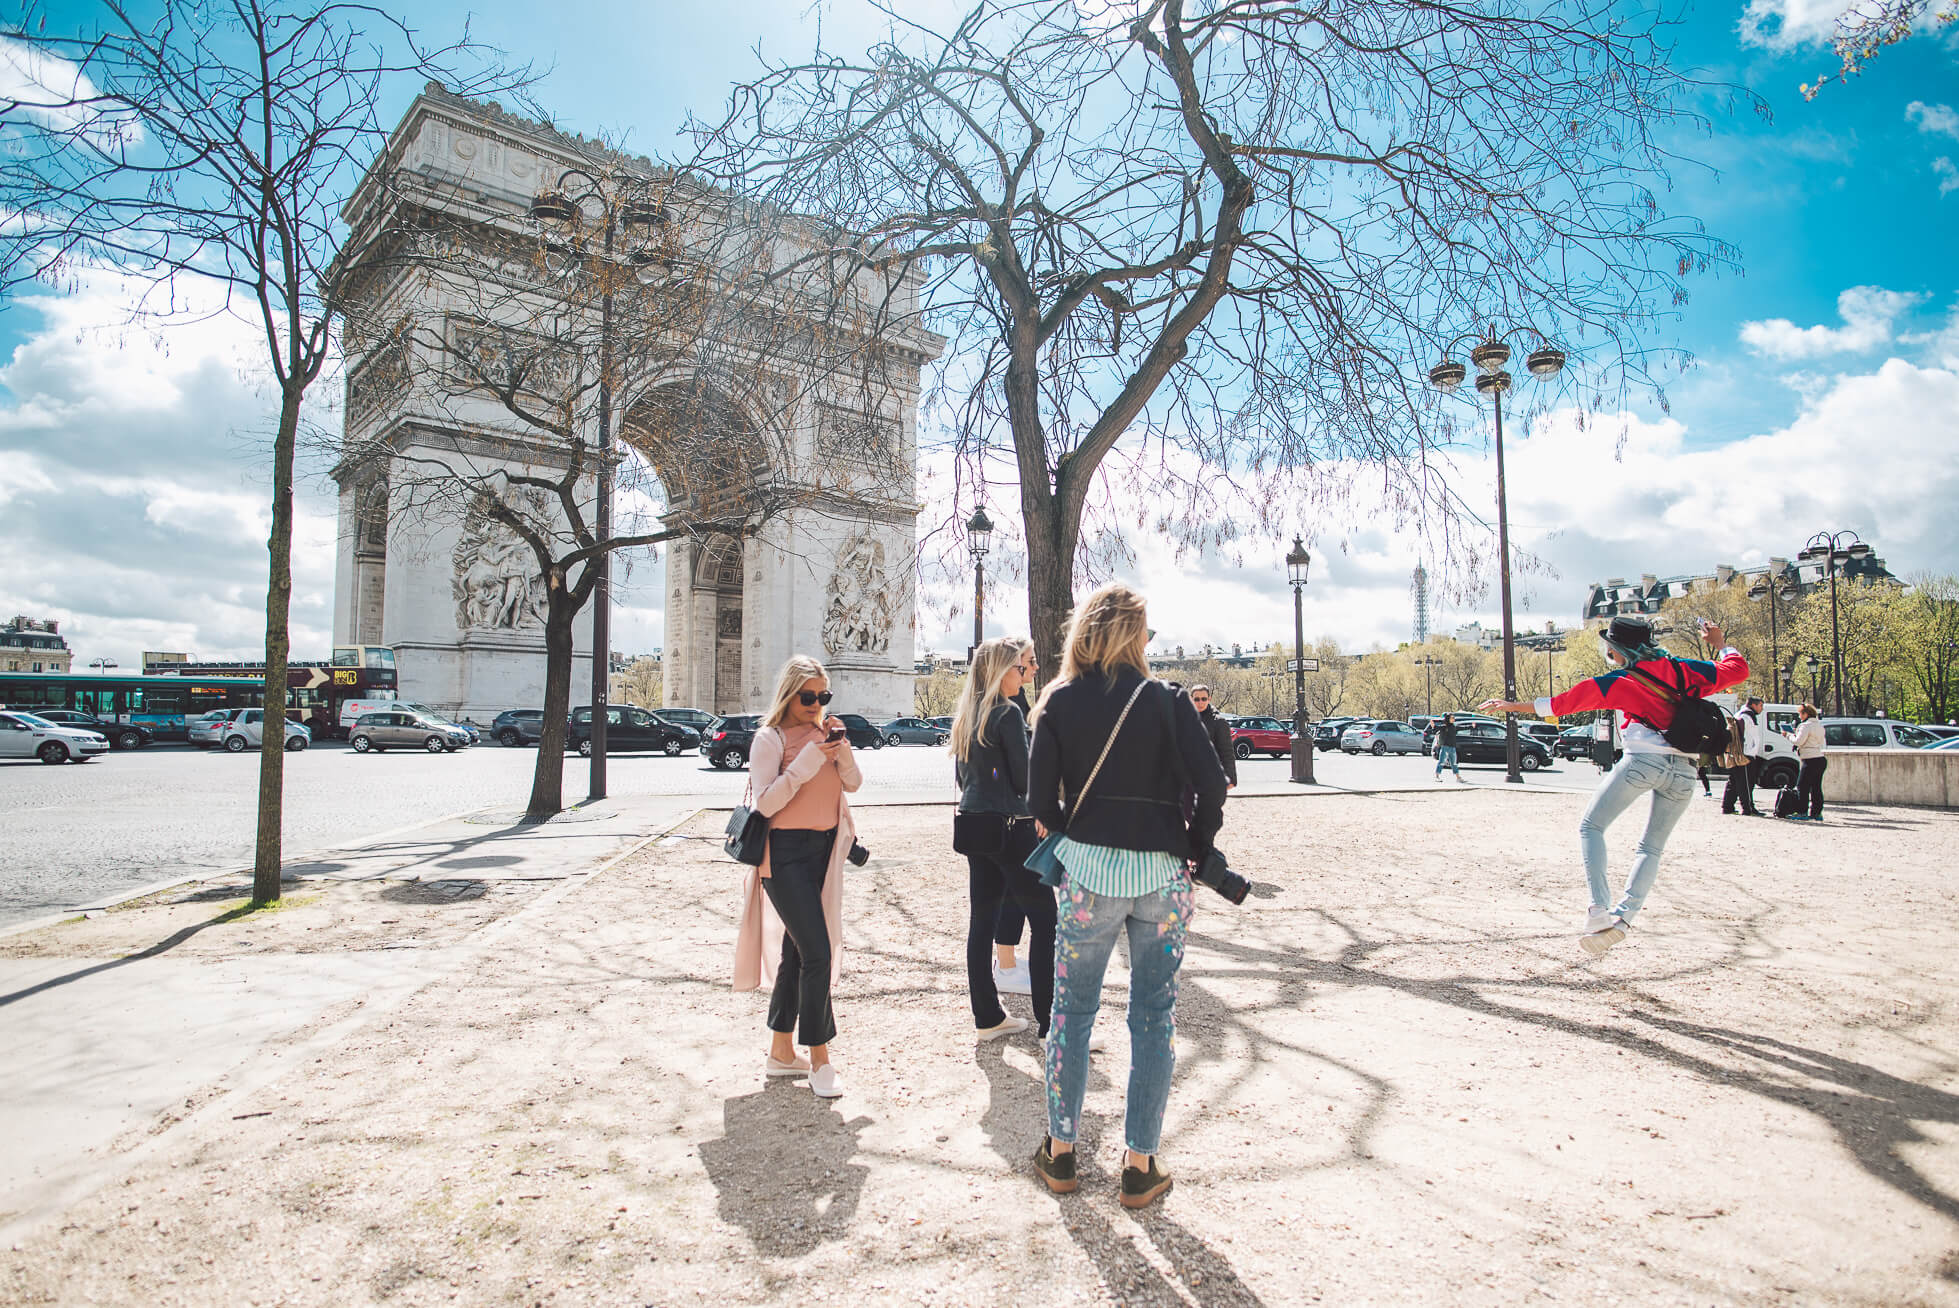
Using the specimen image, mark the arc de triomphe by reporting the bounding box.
[330,87,941,721]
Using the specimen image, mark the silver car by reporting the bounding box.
[0,710,111,764]
[350,709,470,754]
[187,709,231,747]
[216,708,311,753]
[1340,720,1424,755]
[879,716,950,746]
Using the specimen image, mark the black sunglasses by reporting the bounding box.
[796,690,834,707]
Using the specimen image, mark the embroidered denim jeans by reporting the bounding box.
[1045,871,1191,1156]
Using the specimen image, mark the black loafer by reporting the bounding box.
[1119,1156,1172,1209]
[1034,1137,1077,1193]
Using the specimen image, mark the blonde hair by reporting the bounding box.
[763,655,829,728]
[1032,583,1151,726]
[950,638,1024,762]
[1798,702,1819,720]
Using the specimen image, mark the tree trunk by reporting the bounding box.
[1021,501,1078,694]
[526,584,576,822]
[250,388,302,905]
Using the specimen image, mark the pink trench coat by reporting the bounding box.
[731,725,862,994]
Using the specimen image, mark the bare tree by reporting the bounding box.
[1797,0,1957,98]
[0,1,519,904]
[689,0,1754,681]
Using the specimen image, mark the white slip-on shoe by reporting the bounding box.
[810,1064,843,1098]
[1581,923,1628,957]
[765,1054,811,1077]
[1090,1028,1110,1053]
[1584,906,1616,933]
[994,962,1033,995]
[977,1016,1031,1041]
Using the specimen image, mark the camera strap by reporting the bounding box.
[1060,679,1150,823]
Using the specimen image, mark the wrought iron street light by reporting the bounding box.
[1429,326,1566,783]
[1749,559,1798,703]
[89,657,116,674]
[1415,654,1441,716]
[1286,537,1315,785]
[530,169,669,802]
[1806,654,1821,706]
[1798,529,1867,716]
[967,505,994,661]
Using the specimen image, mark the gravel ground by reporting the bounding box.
[4,790,1956,1306]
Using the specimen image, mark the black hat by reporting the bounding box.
[1604,615,1654,649]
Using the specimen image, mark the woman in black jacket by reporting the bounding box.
[952,637,1057,1040]
[1025,583,1228,1210]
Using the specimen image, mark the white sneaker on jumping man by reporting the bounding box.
[1581,920,1628,957]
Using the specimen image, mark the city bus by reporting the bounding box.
[0,646,399,740]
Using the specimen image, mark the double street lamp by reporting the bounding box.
[1798,529,1870,716]
[89,657,117,674]
[1415,654,1441,716]
[967,505,994,661]
[1286,537,1315,785]
[1428,327,1567,783]
[531,168,671,802]
[1749,559,1798,703]
[1806,654,1822,706]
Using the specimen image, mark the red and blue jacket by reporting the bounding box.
[1535,647,1749,755]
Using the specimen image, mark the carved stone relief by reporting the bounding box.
[823,530,894,657]
[815,404,900,490]
[452,490,549,631]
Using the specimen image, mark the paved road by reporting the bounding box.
[0,737,1608,929]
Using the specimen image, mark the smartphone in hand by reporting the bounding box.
[826,723,847,743]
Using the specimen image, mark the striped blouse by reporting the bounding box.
[1053,834,1184,899]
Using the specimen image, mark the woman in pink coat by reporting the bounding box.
[731,655,862,1099]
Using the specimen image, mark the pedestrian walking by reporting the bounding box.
[1189,684,1237,791]
[1695,757,1715,798]
[1722,695,1766,817]
[951,637,1057,1040]
[731,655,863,1099]
[1027,583,1228,1209]
[1432,712,1463,781]
[1785,703,1829,821]
[993,641,1038,996]
[1482,613,1747,958]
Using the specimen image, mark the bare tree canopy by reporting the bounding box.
[0,0,520,901]
[688,0,1759,678]
[1797,0,1957,98]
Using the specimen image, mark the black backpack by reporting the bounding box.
[1623,659,1733,756]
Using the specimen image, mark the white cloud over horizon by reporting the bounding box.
[1739,285,1922,359]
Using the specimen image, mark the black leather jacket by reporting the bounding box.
[1201,707,1238,785]
[1028,669,1228,859]
[955,702,1032,818]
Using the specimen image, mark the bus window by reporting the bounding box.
[332,647,360,667]
[366,647,396,669]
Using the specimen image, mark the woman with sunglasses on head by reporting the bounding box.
[952,638,1057,1039]
[992,639,1037,995]
[732,656,862,1099]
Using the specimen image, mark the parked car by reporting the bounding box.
[568,706,700,757]
[1916,724,1959,741]
[1554,726,1595,760]
[1818,717,1940,751]
[702,714,761,770]
[187,709,231,748]
[0,710,110,763]
[1313,717,1360,751]
[491,709,555,747]
[1422,714,1500,755]
[216,708,311,753]
[835,713,885,750]
[929,716,954,732]
[1407,714,1440,737]
[394,703,477,746]
[653,707,718,733]
[1451,720,1553,771]
[1228,715,1294,759]
[880,716,949,746]
[1341,720,1424,755]
[349,709,470,754]
[1928,736,1959,752]
[1521,721,1561,745]
[33,710,152,750]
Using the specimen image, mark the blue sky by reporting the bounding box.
[2,0,1956,669]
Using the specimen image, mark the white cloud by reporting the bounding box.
[1738,0,1859,48]
[1933,157,1959,194]
[1907,101,1959,140]
[0,37,141,146]
[1738,285,1921,359]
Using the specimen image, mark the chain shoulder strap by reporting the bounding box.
[1060,679,1151,819]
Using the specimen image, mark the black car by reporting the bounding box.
[568,706,700,757]
[490,709,555,747]
[702,714,761,770]
[33,710,152,750]
[1554,726,1595,760]
[834,713,885,751]
[1451,720,1554,771]
[654,707,718,733]
[1313,717,1359,752]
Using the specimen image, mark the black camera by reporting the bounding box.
[1191,847,1249,905]
[847,841,870,867]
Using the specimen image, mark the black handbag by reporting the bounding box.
[952,811,1009,855]
[724,803,767,866]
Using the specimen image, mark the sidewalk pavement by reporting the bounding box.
[4,789,1956,1306]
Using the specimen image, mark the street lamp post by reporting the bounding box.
[1806,654,1821,706]
[967,506,993,661]
[1428,328,1566,783]
[1286,537,1315,785]
[531,170,668,802]
[1415,654,1440,716]
[1799,530,1867,716]
[89,657,117,675]
[1540,638,1565,701]
[1750,559,1796,702]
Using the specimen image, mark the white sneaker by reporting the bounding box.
[809,1064,843,1098]
[1584,906,1616,933]
[977,1016,1031,1041]
[994,961,1032,995]
[1090,1028,1110,1053]
[765,1054,811,1077]
[1581,923,1627,957]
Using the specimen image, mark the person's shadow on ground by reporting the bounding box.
[696,1080,871,1258]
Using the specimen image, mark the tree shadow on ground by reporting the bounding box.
[696,1081,871,1258]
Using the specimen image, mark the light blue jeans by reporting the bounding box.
[1046,872,1192,1156]
[1577,750,1696,926]
[1434,745,1459,775]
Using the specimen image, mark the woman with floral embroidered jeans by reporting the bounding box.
[1025,584,1229,1209]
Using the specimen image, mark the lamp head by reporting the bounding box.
[967,505,994,557]
[529,190,576,224]
[1525,346,1565,378]
[1474,370,1512,395]
[1470,339,1511,374]
[1285,536,1311,587]
[1428,360,1466,392]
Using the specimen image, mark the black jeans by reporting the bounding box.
[1721,757,1762,814]
[967,849,1056,1034]
[994,899,1025,949]
[1797,757,1828,818]
[764,827,837,1047]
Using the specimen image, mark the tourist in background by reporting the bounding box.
[1433,712,1462,782]
[732,656,862,1099]
[1190,684,1238,791]
[1027,583,1228,1209]
[1722,696,1766,817]
[952,638,1056,1039]
[994,639,1038,996]
[1482,614,1747,958]
[1785,703,1828,822]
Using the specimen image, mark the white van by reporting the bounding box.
[337,697,400,733]
[1710,696,1803,791]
